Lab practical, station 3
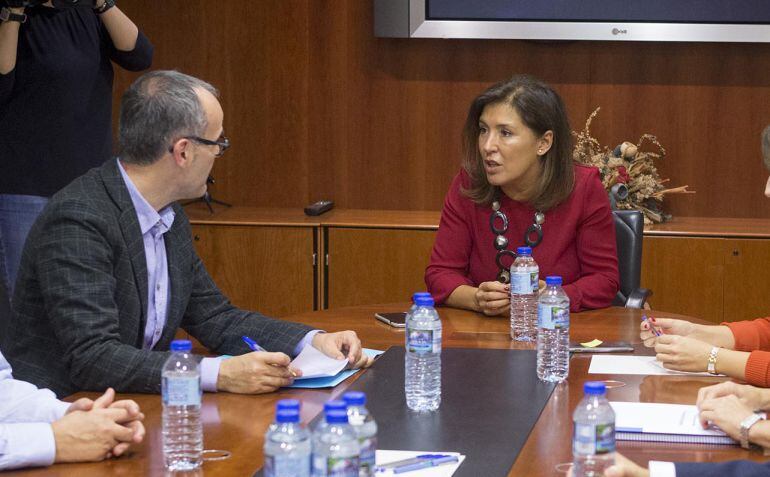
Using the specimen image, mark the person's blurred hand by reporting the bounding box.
[51,407,136,463]
[474,281,509,316]
[218,351,299,393]
[654,335,712,372]
[697,381,770,411]
[603,452,650,477]
[698,394,753,439]
[640,317,695,347]
[312,331,373,369]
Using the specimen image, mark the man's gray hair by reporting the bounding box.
[119,70,219,165]
[763,125,770,171]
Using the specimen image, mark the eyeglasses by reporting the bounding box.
[169,134,230,158]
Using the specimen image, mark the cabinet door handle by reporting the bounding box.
[732,249,740,256]
[312,253,317,267]
[193,235,200,242]
[325,254,329,266]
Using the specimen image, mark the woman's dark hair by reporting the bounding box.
[461,75,574,211]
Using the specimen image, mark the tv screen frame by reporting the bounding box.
[374,0,770,43]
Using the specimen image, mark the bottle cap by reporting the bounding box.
[412,292,431,302]
[545,276,563,286]
[343,391,366,406]
[324,400,347,413]
[170,339,192,352]
[516,246,532,255]
[276,399,300,411]
[584,381,606,395]
[276,409,300,423]
[325,409,349,424]
[414,295,435,307]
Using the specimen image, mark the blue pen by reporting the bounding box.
[241,335,267,352]
[375,454,459,474]
[642,315,661,337]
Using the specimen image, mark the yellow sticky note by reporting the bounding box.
[580,339,603,348]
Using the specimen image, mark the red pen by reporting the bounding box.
[642,315,662,337]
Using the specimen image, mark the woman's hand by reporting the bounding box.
[698,394,754,440]
[640,317,696,347]
[474,281,509,316]
[697,381,770,412]
[654,335,712,372]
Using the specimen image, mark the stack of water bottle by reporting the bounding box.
[509,248,571,382]
[262,393,377,477]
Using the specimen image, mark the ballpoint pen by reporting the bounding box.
[641,315,662,337]
[242,335,268,352]
[375,454,459,474]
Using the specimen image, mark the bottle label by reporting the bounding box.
[312,455,359,476]
[359,436,377,473]
[407,329,442,354]
[510,270,538,294]
[573,422,616,455]
[537,304,569,330]
[162,376,201,406]
[264,454,310,477]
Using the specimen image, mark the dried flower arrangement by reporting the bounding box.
[572,107,694,224]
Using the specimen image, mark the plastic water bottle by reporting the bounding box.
[264,407,311,477]
[313,400,348,437]
[405,294,442,411]
[343,392,377,477]
[536,276,570,382]
[267,399,302,433]
[406,292,432,319]
[510,246,539,341]
[572,381,616,476]
[162,339,203,471]
[312,409,360,477]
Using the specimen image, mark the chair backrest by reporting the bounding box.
[612,210,644,306]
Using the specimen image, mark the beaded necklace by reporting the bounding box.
[489,191,544,283]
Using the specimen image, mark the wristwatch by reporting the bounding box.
[707,346,720,374]
[740,412,767,449]
[94,0,116,15]
[0,7,26,23]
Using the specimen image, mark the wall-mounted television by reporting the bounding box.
[374,0,770,43]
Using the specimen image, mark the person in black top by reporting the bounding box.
[0,0,153,298]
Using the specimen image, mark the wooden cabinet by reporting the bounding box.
[642,218,770,324]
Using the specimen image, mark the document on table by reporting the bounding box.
[287,348,384,389]
[610,401,734,444]
[375,450,465,476]
[588,355,722,376]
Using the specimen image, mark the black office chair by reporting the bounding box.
[612,209,652,308]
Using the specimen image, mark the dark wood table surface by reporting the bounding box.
[6,305,767,476]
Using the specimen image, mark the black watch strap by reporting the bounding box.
[94,0,116,15]
[0,7,27,23]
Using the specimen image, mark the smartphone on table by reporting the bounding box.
[374,312,407,328]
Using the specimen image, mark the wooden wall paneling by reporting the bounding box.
[114,1,770,219]
[723,239,770,323]
[326,227,436,309]
[641,236,724,324]
[191,224,315,317]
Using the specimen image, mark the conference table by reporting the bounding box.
[6,305,767,476]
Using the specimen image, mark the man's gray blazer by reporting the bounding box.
[5,159,312,397]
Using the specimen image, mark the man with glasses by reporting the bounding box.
[4,70,372,398]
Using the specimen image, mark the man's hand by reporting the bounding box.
[603,452,650,477]
[474,281,509,316]
[217,352,299,394]
[51,408,137,463]
[654,335,712,372]
[312,331,373,369]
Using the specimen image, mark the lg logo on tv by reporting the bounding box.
[611,28,628,35]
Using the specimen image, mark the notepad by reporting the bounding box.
[589,355,722,376]
[287,348,384,389]
[611,401,735,445]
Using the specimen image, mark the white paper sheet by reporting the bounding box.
[588,355,721,376]
[375,450,465,476]
[611,401,729,438]
[290,344,349,379]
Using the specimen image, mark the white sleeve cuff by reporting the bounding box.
[649,460,677,477]
[0,422,56,470]
[200,356,223,392]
